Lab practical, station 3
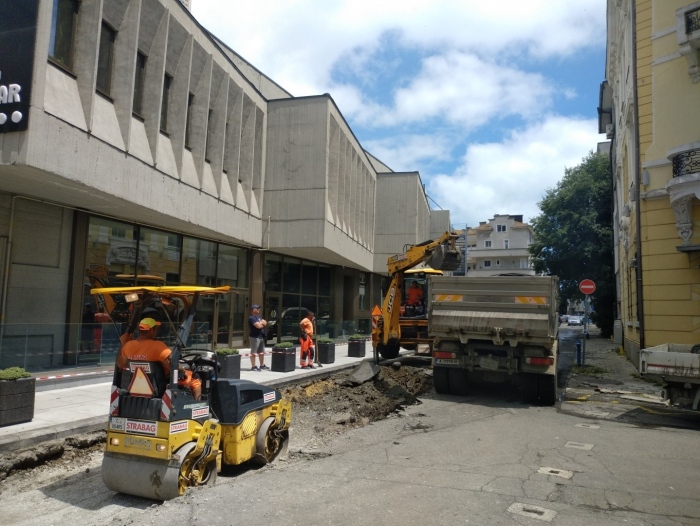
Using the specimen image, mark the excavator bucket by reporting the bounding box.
[428,244,462,272]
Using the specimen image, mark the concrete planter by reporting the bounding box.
[272,345,297,372]
[218,354,241,379]
[0,377,36,427]
[348,340,366,358]
[317,342,336,364]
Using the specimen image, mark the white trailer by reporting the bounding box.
[640,343,700,411]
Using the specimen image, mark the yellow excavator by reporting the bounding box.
[373,231,462,360]
[92,285,292,500]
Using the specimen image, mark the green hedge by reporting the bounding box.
[316,337,334,344]
[349,334,368,341]
[215,348,240,356]
[0,367,31,380]
[273,341,295,349]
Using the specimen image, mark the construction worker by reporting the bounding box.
[406,281,424,306]
[177,367,202,400]
[299,311,315,369]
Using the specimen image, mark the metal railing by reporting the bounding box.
[686,7,700,34]
[672,148,700,177]
[0,318,373,372]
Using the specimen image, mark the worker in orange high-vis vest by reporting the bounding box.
[299,311,315,369]
[177,367,202,400]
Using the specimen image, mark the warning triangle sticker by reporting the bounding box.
[128,367,155,398]
[372,305,382,316]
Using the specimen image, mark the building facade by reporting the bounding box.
[602,0,700,361]
[465,215,535,276]
[0,0,448,370]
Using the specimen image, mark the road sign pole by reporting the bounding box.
[582,295,588,365]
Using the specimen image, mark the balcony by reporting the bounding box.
[666,145,700,250]
[677,3,700,83]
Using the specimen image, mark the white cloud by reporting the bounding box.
[427,116,604,229]
[193,0,605,96]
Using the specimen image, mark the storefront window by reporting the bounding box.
[282,257,301,294]
[319,265,331,296]
[181,237,216,285]
[358,273,368,310]
[301,262,317,295]
[264,254,282,291]
[139,227,181,283]
[217,245,248,289]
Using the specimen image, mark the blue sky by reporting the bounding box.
[192,0,607,230]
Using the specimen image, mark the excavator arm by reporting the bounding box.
[374,231,461,355]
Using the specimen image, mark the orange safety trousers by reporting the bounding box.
[299,335,314,366]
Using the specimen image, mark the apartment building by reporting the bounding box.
[465,215,535,276]
[0,0,448,370]
[601,0,700,361]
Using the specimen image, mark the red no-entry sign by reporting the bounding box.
[579,279,596,295]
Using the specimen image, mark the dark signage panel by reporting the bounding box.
[0,0,39,134]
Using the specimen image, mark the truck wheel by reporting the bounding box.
[537,374,557,406]
[433,366,450,394]
[522,374,557,406]
[448,368,469,396]
[378,343,400,360]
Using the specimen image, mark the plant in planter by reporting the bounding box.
[0,366,35,427]
[316,337,335,364]
[348,334,367,358]
[271,341,296,372]
[215,348,241,379]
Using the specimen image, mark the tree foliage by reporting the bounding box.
[529,152,615,337]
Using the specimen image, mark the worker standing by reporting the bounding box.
[299,311,315,369]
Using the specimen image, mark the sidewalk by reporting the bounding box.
[558,326,699,427]
[0,342,377,452]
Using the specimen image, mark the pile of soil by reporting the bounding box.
[282,363,433,454]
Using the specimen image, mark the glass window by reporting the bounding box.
[181,237,216,285]
[319,264,331,296]
[282,258,301,294]
[264,254,282,292]
[139,227,180,283]
[301,262,317,295]
[96,22,115,96]
[133,51,147,116]
[185,93,194,149]
[484,260,491,268]
[49,0,78,70]
[205,108,214,162]
[161,74,172,133]
[358,273,368,310]
[504,240,509,249]
[485,240,491,248]
[217,245,248,288]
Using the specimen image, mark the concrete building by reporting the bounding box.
[602,0,700,361]
[465,215,535,276]
[0,0,449,370]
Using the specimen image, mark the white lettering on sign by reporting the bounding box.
[192,407,209,419]
[129,362,152,373]
[0,84,21,104]
[170,421,188,434]
[125,419,157,435]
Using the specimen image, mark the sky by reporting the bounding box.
[191,0,607,230]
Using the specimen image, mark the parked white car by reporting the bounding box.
[567,316,582,326]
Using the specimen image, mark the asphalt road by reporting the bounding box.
[3,380,700,524]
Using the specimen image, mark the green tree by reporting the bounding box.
[529,152,615,337]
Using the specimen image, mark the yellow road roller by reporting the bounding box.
[91,285,292,500]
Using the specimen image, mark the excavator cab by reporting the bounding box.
[376,232,462,360]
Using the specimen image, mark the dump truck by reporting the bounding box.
[640,343,700,411]
[429,275,559,405]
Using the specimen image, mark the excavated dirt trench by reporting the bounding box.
[0,362,434,485]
